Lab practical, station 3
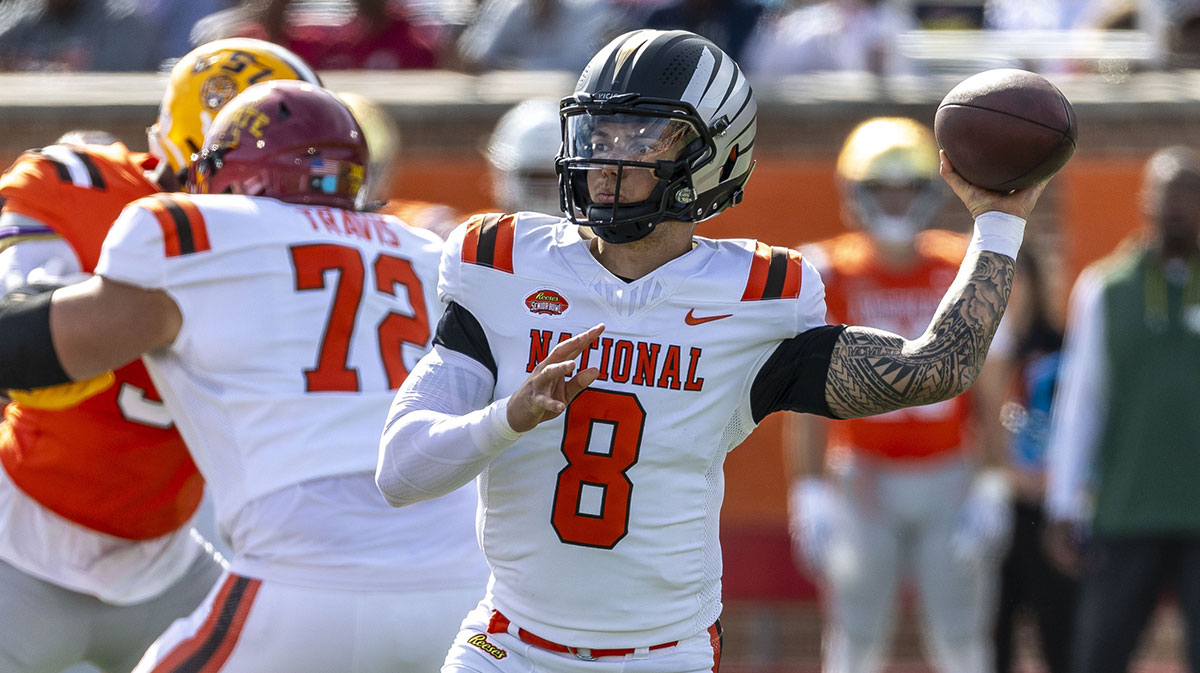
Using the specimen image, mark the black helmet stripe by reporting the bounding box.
[725,89,755,128]
[641,32,699,98]
[727,124,756,149]
[712,63,741,114]
[699,48,725,103]
[592,32,642,91]
[618,32,706,99]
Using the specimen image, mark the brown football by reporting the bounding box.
[934,68,1077,192]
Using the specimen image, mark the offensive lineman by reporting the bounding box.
[374,30,1045,673]
[0,80,487,671]
[0,38,320,673]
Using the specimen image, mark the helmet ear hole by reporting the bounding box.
[719,146,739,183]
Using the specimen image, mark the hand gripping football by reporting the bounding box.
[934,68,1077,192]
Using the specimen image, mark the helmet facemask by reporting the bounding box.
[557,97,715,243]
[848,178,943,247]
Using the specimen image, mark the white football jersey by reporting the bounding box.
[96,194,445,535]
[439,213,829,647]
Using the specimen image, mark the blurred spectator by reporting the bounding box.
[787,117,1011,673]
[1168,2,1200,68]
[193,0,440,69]
[454,0,628,72]
[640,0,764,62]
[1044,145,1200,673]
[742,0,919,77]
[486,98,563,215]
[136,0,232,63]
[982,0,1092,30]
[0,0,159,71]
[990,250,1079,673]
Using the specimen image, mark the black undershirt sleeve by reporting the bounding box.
[749,324,847,423]
[0,283,70,390]
[432,301,498,380]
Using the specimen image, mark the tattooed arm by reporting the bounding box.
[825,153,1049,419]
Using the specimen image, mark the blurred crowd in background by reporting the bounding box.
[0,0,1197,77]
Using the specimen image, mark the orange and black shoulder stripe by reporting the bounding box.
[461,212,516,274]
[741,242,804,301]
[32,147,107,191]
[148,573,261,673]
[137,194,211,257]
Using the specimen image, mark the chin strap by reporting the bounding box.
[588,220,658,243]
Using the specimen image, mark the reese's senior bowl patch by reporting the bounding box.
[468,633,508,659]
[525,289,569,317]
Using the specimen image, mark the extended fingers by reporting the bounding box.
[541,323,606,367]
[535,360,579,386]
[564,367,601,401]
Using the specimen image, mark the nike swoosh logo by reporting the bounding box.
[685,309,733,325]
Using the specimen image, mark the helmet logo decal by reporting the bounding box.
[200,75,238,111]
[525,289,570,317]
[223,105,271,148]
[309,159,364,198]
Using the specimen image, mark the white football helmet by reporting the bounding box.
[557,30,757,243]
[487,98,563,215]
[836,117,943,246]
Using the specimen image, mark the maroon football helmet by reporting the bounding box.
[188,80,367,210]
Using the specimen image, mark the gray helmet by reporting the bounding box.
[488,98,563,214]
[557,30,757,243]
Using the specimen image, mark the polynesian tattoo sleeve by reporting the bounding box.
[824,250,1015,419]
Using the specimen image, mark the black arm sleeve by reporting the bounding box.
[0,284,70,390]
[432,301,498,380]
[750,324,847,423]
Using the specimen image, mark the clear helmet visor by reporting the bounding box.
[563,111,702,206]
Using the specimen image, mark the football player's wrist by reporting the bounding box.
[469,396,523,451]
[970,211,1025,259]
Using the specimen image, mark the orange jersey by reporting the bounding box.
[815,230,972,461]
[0,143,161,272]
[378,199,465,240]
[0,143,201,539]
